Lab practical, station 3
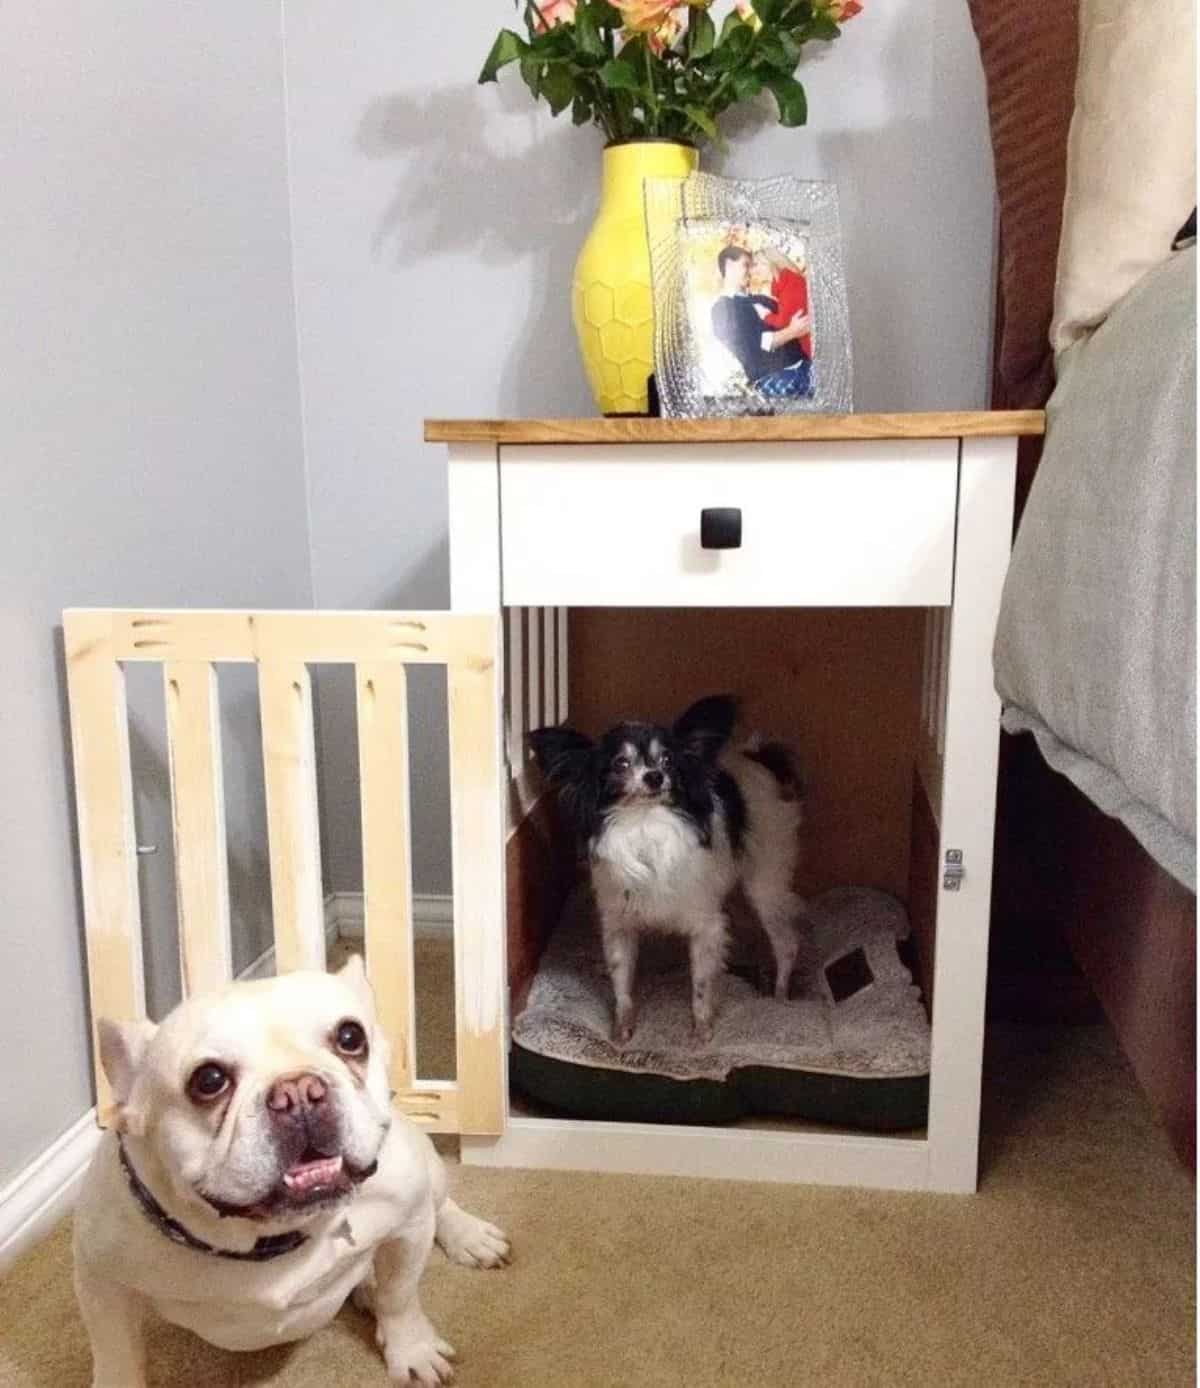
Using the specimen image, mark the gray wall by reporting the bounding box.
[282,0,997,898]
[2,0,998,1183]
[0,2,312,1182]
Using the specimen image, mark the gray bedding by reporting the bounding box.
[993,247,1196,891]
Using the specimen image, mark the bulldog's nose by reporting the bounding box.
[266,1073,327,1115]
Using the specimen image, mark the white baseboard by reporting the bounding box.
[0,1108,101,1274]
[325,891,453,941]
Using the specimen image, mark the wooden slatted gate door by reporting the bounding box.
[63,609,505,1137]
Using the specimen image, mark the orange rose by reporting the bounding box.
[735,0,762,33]
[648,7,684,54]
[531,0,577,31]
[611,0,678,34]
[819,0,863,20]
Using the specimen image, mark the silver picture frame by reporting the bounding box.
[645,172,852,417]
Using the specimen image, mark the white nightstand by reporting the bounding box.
[58,411,1044,1200]
[428,410,1043,1193]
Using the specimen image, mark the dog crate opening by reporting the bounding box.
[502,606,950,1135]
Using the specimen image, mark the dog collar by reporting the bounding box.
[117,1139,308,1262]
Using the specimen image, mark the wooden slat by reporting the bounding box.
[526,608,541,732]
[506,606,524,774]
[255,613,476,666]
[164,662,232,996]
[921,609,934,736]
[556,608,569,723]
[91,610,492,667]
[447,620,506,1135]
[424,410,1046,446]
[394,1084,459,1134]
[541,608,556,728]
[259,663,326,974]
[109,610,257,662]
[63,612,145,1119]
[936,608,951,758]
[356,663,416,1091]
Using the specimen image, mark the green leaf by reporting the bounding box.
[519,55,543,97]
[809,12,840,40]
[765,72,807,126]
[683,104,719,140]
[479,29,525,83]
[598,57,640,91]
[575,6,607,59]
[715,21,754,66]
[591,0,622,28]
[541,64,576,114]
[572,94,593,125]
[688,9,716,60]
[777,30,803,66]
[751,0,784,24]
[718,9,747,44]
[732,68,763,100]
[756,32,791,68]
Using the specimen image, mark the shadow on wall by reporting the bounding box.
[356,79,598,417]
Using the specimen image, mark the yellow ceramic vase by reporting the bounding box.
[572,140,699,416]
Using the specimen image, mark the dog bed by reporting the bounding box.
[510,886,930,1130]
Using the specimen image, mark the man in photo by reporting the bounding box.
[710,244,813,398]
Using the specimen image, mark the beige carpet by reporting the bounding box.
[1,943,1193,1386]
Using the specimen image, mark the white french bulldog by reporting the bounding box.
[73,956,509,1387]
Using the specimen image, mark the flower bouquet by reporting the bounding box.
[480,0,863,145]
[479,0,865,414]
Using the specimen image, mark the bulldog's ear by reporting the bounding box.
[97,1018,156,1134]
[337,953,374,1011]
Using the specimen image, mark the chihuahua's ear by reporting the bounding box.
[673,695,739,762]
[529,725,594,784]
[97,1017,157,1135]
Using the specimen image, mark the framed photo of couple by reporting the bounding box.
[646,174,852,417]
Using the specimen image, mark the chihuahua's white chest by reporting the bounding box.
[590,804,710,921]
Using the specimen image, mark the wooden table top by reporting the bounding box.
[424,411,1045,446]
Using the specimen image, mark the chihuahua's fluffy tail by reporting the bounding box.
[739,732,804,802]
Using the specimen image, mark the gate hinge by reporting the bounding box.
[943,849,964,891]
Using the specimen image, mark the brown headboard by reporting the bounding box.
[966,0,1079,416]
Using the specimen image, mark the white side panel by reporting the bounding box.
[447,443,501,612]
[926,437,1016,1193]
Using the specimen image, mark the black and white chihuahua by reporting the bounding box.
[530,696,806,1044]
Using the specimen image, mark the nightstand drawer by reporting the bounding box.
[499,440,958,607]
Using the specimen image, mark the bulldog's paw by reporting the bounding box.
[437,1202,511,1269]
[384,1333,457,1387]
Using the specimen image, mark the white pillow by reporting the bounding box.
[1050,0,1196,353]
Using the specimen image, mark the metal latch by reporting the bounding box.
[943,849,964,891]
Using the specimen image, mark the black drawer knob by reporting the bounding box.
[700,507,742,550]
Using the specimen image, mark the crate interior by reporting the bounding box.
[505,606,947,1133]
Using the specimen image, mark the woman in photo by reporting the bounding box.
[709,243,813,399]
